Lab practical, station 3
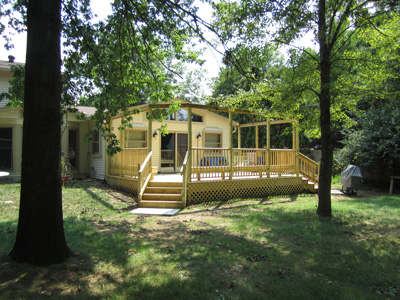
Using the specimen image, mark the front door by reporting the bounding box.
[177,133,188,170]
[68,129,78,169]
[161,133,175,172]
[160,133,188,172]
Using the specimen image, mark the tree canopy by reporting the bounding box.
[210,0,400,216]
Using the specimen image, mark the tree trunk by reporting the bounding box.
[9,0,71,265]
[316,0,333,217]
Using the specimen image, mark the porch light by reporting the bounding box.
[153,131,158,138]
[197,133,201,139]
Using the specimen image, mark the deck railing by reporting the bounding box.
[137,151,152,203]
[299,153,319,183]
[191,148,298,181]
[232,148,268,178]
[109,147,319,186]
[110,148,148,177]
[270,149,297,176]
[192,147,230,180]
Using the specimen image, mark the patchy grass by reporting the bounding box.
[0,180,399,299]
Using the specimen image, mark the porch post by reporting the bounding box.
[292,120,299,177]
[120,116,125,177]
[188,107,192,182]
[255,125,259,149]
[148,108,152,154]
[238,127,241,148]
[107,118,112,177]
[229,111,233,180]
[266,118,270,178]
[296,121,300,177]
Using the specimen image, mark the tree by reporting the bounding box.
[8,0,71,265]
[0,0,210,265]
[212,0,399,217]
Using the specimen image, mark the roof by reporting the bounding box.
[76,106,97,117]
[0,59,24,70]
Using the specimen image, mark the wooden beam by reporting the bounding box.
[188,107,192,182]
[238,120,291,128]
[120,117,125,176]
[238,127,241,149]
[266,118,270,178]
[148,108,152,154]
[255,125,259,149]
[229,111,233,180]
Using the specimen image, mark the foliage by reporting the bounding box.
[211,0,400,216]
[0,64,24,107]
[166,60,209,103]
[209,45,288,148]
[338,98,400,175]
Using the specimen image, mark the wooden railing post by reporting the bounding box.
[266,118,270,178]
[229,111,233,180]
[137,163,141,203]
[148,108,152,154]
[188,108,192,183]
[120,119,124,176]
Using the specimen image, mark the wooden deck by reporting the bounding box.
[107,148,319,208]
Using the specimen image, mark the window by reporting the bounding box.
[124,130,147,148]
[91,131,100,155]
[205,133,221,148]
[192,113,203,122]
[157,108,203,122]
[0,128,12,169]
[177,109,188,121]
[164,109,176,120]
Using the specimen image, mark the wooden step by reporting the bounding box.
[302,178,318,193]
[145,187,182,194]
[142,193,182,201]
[139,200,184,208]
[148,181,182,188]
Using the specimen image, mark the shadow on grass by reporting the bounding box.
[0,187,398,299]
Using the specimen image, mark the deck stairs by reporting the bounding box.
[139,181,184,208]
[302,177,318,193]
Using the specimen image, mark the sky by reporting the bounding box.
[0,2,315,95]
[0,1,222,83]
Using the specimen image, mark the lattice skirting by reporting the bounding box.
[107,176,138,195]
[187,177,305,204]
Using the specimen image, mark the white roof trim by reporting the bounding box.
[130,123,147,128]
[204,127,222,132]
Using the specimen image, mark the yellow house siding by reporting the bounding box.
[109,107,231,173]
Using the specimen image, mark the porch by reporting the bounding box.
[107,147,319,208]
[106,102,320,208]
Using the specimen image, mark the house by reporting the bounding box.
[0,58,106,180]
[1,58,319,208]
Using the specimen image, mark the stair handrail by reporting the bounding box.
[180,151,189,207]
[299,153,319,183]
[138,151,153,204]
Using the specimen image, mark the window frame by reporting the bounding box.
[124,130,147,149]
[204,132,222,148]
[91,130,100,156]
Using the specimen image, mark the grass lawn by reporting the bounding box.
[0,179,399,299]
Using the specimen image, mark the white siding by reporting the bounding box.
[86,121,106,180]
[0,70,11,107]
[90,137,106,180]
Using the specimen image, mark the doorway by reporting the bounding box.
[160,133,188,172]
[0,128,12,170]
[68,129,78,169]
